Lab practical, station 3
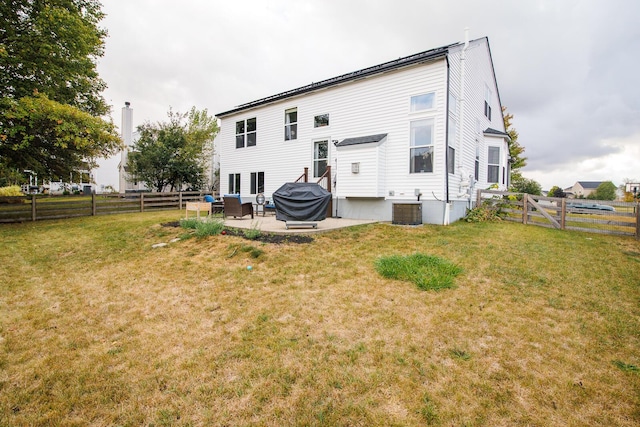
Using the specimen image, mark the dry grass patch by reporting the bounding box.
[0,212,639,426]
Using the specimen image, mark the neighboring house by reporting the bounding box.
[215,36,510,225]
[117,102,218,193]
[118,102,147,193]
[564,181,604,198]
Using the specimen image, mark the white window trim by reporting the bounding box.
[487,146,501,183]
[312,138,330,178]
[409,118,435,174]
[285,107,298,141]
[409,92,436,114]
[313,113,330,129]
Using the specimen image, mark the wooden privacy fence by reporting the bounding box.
[0,191,207,223]
[477,190,640,239]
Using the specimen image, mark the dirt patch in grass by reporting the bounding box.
[161,221,313,244]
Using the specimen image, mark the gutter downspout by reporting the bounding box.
[444,55,451,225]
[458,28,469,173]
[458,28,470,214]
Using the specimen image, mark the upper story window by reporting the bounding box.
[410,92,435,112]
[314,113,329,128]
[235,118,256,148]
[487,146,500,183]
[448,116,457,174]
[484,85,492,121]
[285,108,297,140]
[448,92,458,114]
[410,119,434,173]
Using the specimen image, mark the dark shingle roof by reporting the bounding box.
[484,128,509,137]
[216,43,460,117]
[335,134,388,147]
[577,181,604,189]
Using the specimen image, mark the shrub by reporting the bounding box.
[0,185,25,204]
[464,201,504,222]
[375,253,462,291]
[0,185,24,197]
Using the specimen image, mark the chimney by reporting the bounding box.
[121,102,133,148]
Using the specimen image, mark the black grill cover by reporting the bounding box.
[272,182,331,221]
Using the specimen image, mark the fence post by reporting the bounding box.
[522,195,528,224]
[179,192,183,210]
[31,194,36,221]
[140,193,144,212]
[636,202,639,240]
[92,193,96,216]
[560,198,566,229]
[476,189,482,208]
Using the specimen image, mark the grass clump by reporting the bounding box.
[375,253,462,290]
[180,217,225,237]
[179,218,199,229]
[243,222,262,240]
[613,360,640,373]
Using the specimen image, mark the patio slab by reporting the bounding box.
[223,215,378,234]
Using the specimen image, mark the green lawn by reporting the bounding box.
[0,212,639,426]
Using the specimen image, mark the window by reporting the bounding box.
[313,140,328,178]
[487,147,500,183]
[228,173,240,194]
[250,172,264,194]
[410,92,435,112]
[235,118,256,148]
[448,92,458,114]
[314,114,329,128]
[484,85,492,120]
[235,121,244,148]
[448,116,457,174]
[285,108,297,140]
[410,119,434,173]
[448,147,455,174]
[246,118,256,146]
[475,145,480,181]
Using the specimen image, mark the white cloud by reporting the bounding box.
[95,0,640,191]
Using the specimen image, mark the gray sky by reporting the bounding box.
[96,0,640,191]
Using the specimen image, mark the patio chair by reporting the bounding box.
[223,194,253,219]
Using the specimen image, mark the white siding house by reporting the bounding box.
[215,37,509,225]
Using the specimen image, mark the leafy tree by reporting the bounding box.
[510,174,542,195]
[0,0,119,178]
[0,93,121,179]
[548,185,566,198]
[0,162,24,187]
[503,106,526,180]
[587,181,616,201]
[619,178,639,202]
[129,108,218,192]
[0,0,109,115]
